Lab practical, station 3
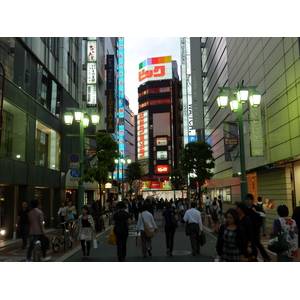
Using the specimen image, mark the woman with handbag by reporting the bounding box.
[272,205,298,262]
[137,203,158,257]
[162,202,178,256]
[76,205,96,259]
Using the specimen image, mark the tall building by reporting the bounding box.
[0,37,119,237]
[137,56,182,192]
[189,37,300,227]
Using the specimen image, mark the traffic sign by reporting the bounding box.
[70,153,80,163]
[70,168,80,177]
[70,162,80,168]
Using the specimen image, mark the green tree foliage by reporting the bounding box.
[179,141,215,187]
[126,162,142,198]
[83,132,119,188]
[169,168,185,190]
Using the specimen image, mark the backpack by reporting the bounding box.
[256,203,265,213]
[211,207,218,221]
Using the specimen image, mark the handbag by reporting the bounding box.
[199,231,206,246]
[141,214,155,238]
[38,235,49,250]
[108,227,117,245]
[268,219,287,253]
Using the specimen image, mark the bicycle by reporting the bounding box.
[52,221,73,253]
[66,219,78,238]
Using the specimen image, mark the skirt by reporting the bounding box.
[80,227,93,241]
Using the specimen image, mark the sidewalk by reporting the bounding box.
[201,214,300,262]
[0,215,112,262]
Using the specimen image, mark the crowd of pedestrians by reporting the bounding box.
[15,192,300,263]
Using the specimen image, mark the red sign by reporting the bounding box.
[156,137,168,146]
[150,181,161,189]
[224,137,238,145]
[156,165,169,174]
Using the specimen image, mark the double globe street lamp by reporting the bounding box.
[216,80,262,202]
[64,107,100,210]
[115,156,131,202]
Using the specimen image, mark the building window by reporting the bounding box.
[35,121,60,170]
[0,101,27,161]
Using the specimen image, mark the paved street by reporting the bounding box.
[64,211,217,262]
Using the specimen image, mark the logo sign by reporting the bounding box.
[156,165,169,174]
[70,153,80,163]
[85,149,97,156]
[138,56,172,85]
[70,169,80,178]
[156,137,168,146]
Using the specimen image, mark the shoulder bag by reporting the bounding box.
[268,219,287,253]
[141,213,155,238]
[108,227,117,245]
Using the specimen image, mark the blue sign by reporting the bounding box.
[188,136,197,142]
[70,169,80,177]
[70,153,80,162]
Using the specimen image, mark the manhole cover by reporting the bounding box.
[172,250,191,256]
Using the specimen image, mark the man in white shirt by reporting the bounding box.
[183,202,203,256]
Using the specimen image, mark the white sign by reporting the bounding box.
[137,111,149,159]
[70,162,80,168]
[87,63,97,84]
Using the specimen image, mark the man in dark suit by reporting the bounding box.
[245,193,271,262]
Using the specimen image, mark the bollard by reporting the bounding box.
[64,229,69,251]
[33,240,41,262]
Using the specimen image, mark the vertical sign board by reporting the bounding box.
[118,37,125,119]
[249,106,264,156]
[106,55,115,133]
[87,39,97,107]
[137,111,149,175]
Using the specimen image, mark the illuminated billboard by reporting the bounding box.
[138,56,173,85]
[87,39,97,106]
[137,111,149,159]
[118,37,125,118]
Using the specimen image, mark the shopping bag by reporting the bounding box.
[143,220,155,238]
[136,234,141,248]
[108,227,117,245]
[93,239,98,249]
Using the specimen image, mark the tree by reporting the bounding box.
[179,141,215,200]
[125,162,143,199]
[169,168,185,190]
[83,132,119,204]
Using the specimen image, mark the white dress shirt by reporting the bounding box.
[137,211,158,231]
[183,208,202,231]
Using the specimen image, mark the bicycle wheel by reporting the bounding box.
[68,237,73,249]
[52,237,60,253]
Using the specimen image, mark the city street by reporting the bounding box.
[64,211,217,262]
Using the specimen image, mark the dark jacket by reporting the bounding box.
[216,224,247,256]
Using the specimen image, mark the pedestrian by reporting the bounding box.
[136,203,158,257]
[57,201,67,234]
[215,208,246,262]
[205,196,210,214]
[210,200,221,233]
[66,201,77,226]
[245,193,271,262]
[161,202,178,256]
[292,206,300,248]
[76,205,96,259]
[217,196,223,212]
[177,198,186,223]
[26,199,51,262]
[235,201,258,261]
[17,201,29,249]
[272,205,298,262]
[257,196,267,236]
[112,201,131,262]
[183,201,202,256]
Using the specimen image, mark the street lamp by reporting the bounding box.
[64,107,100,211]
[115,156,131,201]
[216,80,261,202]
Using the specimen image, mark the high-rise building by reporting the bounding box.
[137,56,182,193]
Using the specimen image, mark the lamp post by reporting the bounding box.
[64,107,100,211]
[216,80,261,202]
[115,156,131,201]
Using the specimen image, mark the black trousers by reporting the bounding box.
[165,227,175,252]
[254,227,270,260]
[19,224,29,247]
[188,223,200,254]
[116,233,128,262]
